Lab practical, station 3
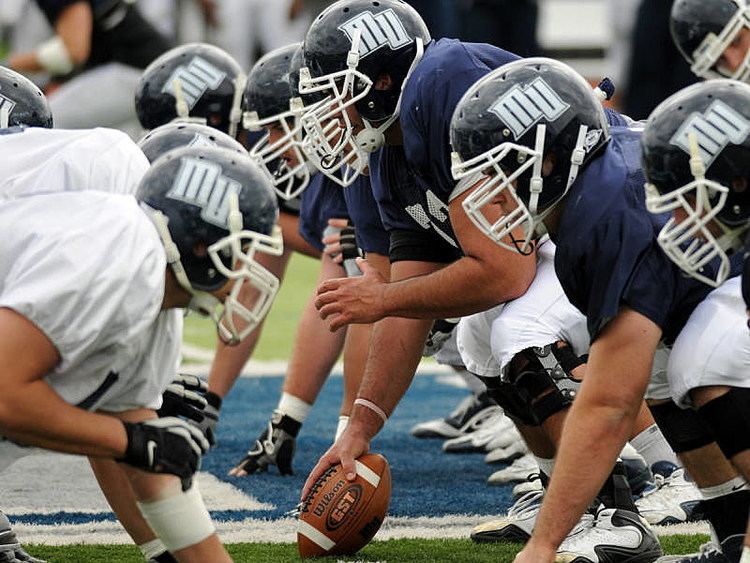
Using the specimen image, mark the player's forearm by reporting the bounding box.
[382,255,526,319]
[348,316,432,437]
[7,52,43,73]
[0,381,127,458]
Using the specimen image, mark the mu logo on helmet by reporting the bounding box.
[167,157,242,228]
[488,77,570,140]
[161,57,226,110]
[338,9,411,57]
[670,100,750,167]
[0,94,16,128]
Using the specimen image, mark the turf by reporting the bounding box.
[183,253,320,360]
[27,535,709,563]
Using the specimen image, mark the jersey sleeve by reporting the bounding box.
[343,176,390,255]
[88,129,150,195]
[298,175,350,252]
[34,0,79,23]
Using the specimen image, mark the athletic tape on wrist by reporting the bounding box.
[353,398,388,424]
[138,538,168,560]
[137,485,215,552]
[36,36,74,75]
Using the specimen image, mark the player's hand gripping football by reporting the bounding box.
[120,417,210,491]
[229,410,300,476]
[314,258,387,331]
[300,426,370,501]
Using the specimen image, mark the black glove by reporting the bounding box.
[157,375,209,423]
[121,417,210,491]
[231,411,301,476]
[157,375,221,447]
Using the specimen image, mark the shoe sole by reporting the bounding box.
[470,525,531,544]
[558,548,663,563]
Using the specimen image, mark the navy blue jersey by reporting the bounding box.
[35,0,119,24]
[343,175,390,256]
[554,126,742,343]
[299,174,350,252]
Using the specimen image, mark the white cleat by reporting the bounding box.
[410,392,500,439]
[487,454,539,485]
[635,468,703,526]
[483,439,529,465]
[555,508,663,563]
[471,488,543,543]
[512,475,545,498]
[442,410,515,454]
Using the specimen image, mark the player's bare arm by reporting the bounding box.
[515,308,661,562]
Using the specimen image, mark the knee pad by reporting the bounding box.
[649,401,715,453]
[137,485,215,553]
[478,344,582,426]
[698,388,750,460]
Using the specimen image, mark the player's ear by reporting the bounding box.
[374,73,393,91]
[543,153,557,177]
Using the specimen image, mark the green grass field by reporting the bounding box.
[183,253,320,360]
[27,536,708,563]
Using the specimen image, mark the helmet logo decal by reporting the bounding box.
[161,57,226,110]
[188,133,218,148]
[338,9,411,58]
[0,94,16,128]
[488,77,570,140]
[670,100,750,168]
[167,156,242,229]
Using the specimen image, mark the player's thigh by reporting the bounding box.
[668,277,750,409]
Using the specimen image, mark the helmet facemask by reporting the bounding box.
[646,133,744,287]
[149,193,284,345]
[298,29,423,186]
[452,123,591,254]
[245,98,312,201]
[691,2,750,81]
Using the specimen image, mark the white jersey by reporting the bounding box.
[0,191,180,413]
[0,127,149,199]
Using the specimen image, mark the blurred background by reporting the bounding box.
[0,0,697,126]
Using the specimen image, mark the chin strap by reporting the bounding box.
[354,38,426,154]
[148,207,221,318]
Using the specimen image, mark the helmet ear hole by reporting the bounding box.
[193,242,209,258]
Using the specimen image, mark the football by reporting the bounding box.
[297,453,392,558]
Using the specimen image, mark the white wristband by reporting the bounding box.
[36,36,74,75]
[354,398,388,424]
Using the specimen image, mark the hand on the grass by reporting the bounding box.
[314,258,387,330]
[513,541,557,563]
[300,427,370,501]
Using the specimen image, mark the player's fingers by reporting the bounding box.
[327,218,349,229]
[327,314,351,332]
[316,279,341,295]
[301,456,335,499]
[340,451,357,481]
[318,302,342,320]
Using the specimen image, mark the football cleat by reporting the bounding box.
[512,476,544,498]
[483,439,530,465]
[635,468,704,526]
[470,488,544,543]
[621,443,654,497]
[442,410,517,454]
[487,455,540,485]
[410,392,500,439]
[555,508,663,563]
[0,511,46,563]
[654,534,744,562]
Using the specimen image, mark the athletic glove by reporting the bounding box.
[423,318,460,357]
[156,375,220,447]
[231,410,301,476]
[121,417,210,491]
[323,223,362,277]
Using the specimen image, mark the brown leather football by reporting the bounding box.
[297,453,392,558]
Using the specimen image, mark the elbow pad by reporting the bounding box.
[36,36,75,76]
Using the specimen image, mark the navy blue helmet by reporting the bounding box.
[138,121,246,163]
[135,43,245,136]
[0,66,53,128]
[643,79,750,286]
[137,146,282,344]
[298,0,431,184]
[671,0,750,81]
[242,43,311,200]
[450,57,610,253]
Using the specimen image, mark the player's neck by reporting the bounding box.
[543,201,566,239]
[161,268,193,310]
[384,121,403,145]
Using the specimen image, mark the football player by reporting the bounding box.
[441,58,748,563]
[642,80,750,563]
[0,144,282,563]
[211,43,392,477]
